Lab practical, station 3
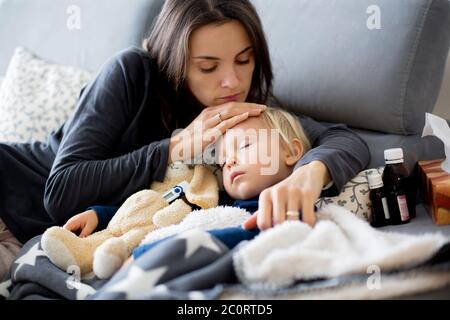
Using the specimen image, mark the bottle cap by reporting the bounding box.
[368,173,384,189]
[384,148,404,164]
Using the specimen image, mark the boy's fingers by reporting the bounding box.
[79,223,95,238]
[63,219,79,232]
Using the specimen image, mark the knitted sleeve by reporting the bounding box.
[296,115,370,197]
[43,47,170,224]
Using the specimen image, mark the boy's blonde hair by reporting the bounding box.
[261,107,311,155]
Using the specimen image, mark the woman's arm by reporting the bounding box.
[296,115,370,196]
[243,114,370,230]
[44,48,170,224]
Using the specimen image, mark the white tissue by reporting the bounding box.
[422,113,450,173]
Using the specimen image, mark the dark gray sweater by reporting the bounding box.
[0,46,370,243]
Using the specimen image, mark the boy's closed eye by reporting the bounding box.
[239,142,251,150]
[239,136,254,149]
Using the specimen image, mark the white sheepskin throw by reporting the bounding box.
[233,204,449,289]
[140,206,251,245]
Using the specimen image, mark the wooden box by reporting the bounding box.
[418,159,450,225]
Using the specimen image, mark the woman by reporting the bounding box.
[0,0,369,278]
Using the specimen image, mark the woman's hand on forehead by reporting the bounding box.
[169,102,266,163]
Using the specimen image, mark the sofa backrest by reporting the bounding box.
[1,0,448,136]
[0,0,164,74]
[434,51,450,119]
[251,0,450,135]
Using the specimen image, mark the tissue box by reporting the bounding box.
[418,159,450,225]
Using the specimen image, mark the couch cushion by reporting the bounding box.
[316,167,385,223]
[252,0,450,134]
[0,0,164,74]
[0,47,92,143]
[354,129,445,170]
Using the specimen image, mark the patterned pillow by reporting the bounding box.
[315,167,385,222]
[0,47,92,143]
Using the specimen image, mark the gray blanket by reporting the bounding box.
[1,230,239,300]
[1,232,449,300]
[2,207,450,300]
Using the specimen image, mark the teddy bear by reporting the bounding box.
[41,162,219,279]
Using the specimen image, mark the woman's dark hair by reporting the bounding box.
[142,0,274,131]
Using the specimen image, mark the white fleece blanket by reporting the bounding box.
[140,205,251,245]
[233,205,450,289]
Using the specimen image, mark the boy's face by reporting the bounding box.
[218,117,293,200]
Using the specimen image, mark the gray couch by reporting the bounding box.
[1,0,450,299]
[252,0,450,169]
[1,0,448,168]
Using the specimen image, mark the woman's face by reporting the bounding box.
[186,20,256,107]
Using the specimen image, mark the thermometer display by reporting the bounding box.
[162,181,190,203]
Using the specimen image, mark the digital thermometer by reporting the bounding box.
[162,181,190,203]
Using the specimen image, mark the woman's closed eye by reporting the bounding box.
[236,59,250,65]
[200,58,252,73]
[236,50,253,65]
[200,65,218,73]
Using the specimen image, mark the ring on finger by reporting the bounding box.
[216,112,223,123]
[286,210,300,220]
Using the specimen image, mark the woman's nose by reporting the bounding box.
[220,67,239,89]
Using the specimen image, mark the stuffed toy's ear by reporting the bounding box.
[185,165,219,209]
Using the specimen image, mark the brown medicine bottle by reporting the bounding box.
[382,148,410,225]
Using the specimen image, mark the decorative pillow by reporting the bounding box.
[0,47,92,143]
[315,167,385,222]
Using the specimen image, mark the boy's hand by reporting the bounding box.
[63,209,99,237]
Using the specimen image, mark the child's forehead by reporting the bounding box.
[217,117,273,152]
[224,116,269,138]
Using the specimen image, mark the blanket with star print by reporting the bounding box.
[2,205,450,300]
